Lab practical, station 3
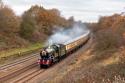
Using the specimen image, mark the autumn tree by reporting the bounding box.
[19,5,47,42]
[20,10,36,41]
[0,5,20,33]
[68,16,74,27]
[19,5,73,42]
[88,13,125,55]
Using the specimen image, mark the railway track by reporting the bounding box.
[13,69,45,83]
[0,62,38,82]
[0,52,45,83]
[0,53,39,70]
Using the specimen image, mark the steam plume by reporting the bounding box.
[47,23,89,45]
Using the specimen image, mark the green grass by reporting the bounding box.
[0,43,42,60]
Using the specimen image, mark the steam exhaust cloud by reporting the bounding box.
[47,23,89,45]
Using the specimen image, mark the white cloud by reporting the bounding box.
[3,0,42,15]
[3,0,125,22]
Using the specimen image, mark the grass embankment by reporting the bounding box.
[0,43,42,64]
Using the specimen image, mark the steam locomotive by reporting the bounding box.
[37,31,90,68]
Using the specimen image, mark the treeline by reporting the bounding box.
[88,13,125,54]
[0,2,74,50]
[20,5,74,42]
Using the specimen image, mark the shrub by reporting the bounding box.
[94,29,123,53]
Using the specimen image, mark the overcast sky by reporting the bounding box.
[3,0,125,22]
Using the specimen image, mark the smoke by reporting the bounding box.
[46,23,90,45]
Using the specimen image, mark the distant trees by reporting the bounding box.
[98,14,120,29]
[88,14,125,54]
[0,3,74,50]
[19,9,36,41]
[68,16,74,26]
[0,3,26,50]
[0,5,20,33]
[0,4,73,42]
[19,5,73,42]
